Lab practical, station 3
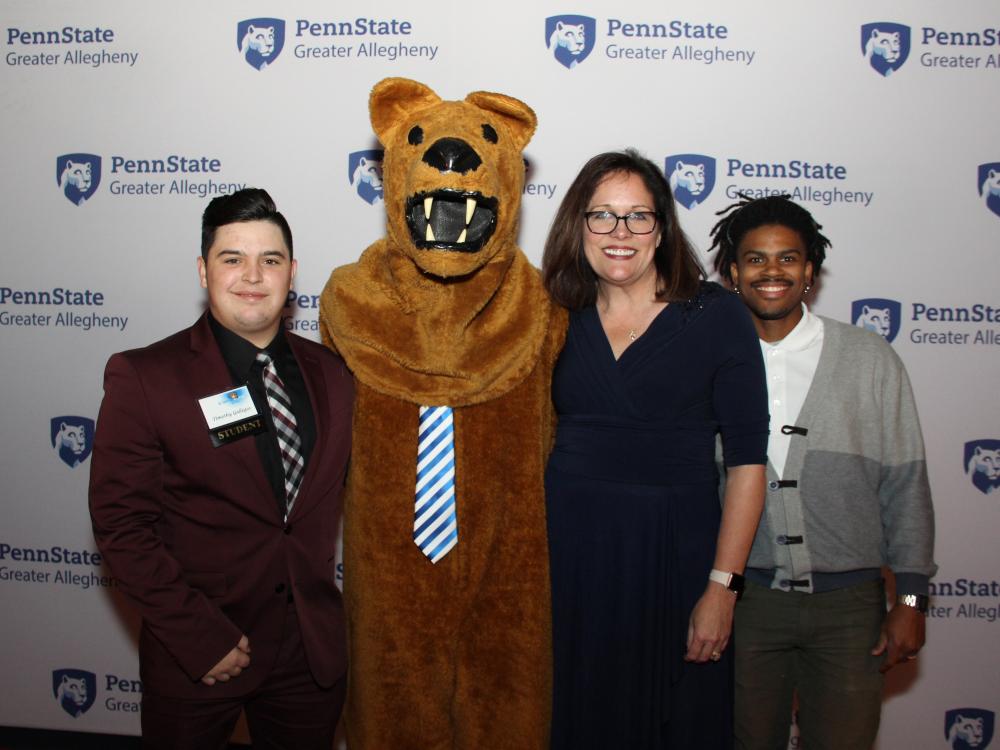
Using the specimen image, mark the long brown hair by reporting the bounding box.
[542,150,703,310]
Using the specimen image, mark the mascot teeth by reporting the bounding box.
[406,190,498,253]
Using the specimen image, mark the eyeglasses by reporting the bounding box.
[584,211,659,235]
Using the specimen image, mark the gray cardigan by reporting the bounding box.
[745,316,937,596]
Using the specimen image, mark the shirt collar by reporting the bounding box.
[761,303,823,353]
[207,312,289,380]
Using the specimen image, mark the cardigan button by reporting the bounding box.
[768,480,780,491]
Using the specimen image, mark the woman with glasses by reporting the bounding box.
[541,150,768,749]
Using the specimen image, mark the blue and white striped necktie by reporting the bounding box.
[414,405,458,563]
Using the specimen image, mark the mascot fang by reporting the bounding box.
[321,78,566,749]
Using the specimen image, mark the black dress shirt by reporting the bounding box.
[208,313,316,516]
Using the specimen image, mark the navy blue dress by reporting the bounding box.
[546,282,768,749]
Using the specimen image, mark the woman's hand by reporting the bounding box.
[685,583,737,663]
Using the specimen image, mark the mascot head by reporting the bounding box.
[369,77,537,279]
[322,78,560,406]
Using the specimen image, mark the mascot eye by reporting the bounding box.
[481,124,498,144]
[408,126,424,146]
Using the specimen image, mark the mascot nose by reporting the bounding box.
[423,138,482,174]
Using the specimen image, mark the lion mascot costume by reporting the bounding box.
[320,78,566,748]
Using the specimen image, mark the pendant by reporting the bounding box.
[628,328,637,342]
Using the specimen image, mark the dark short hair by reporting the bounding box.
[542,149,703,309]
[709,194,830,283]
[200,188,293,260]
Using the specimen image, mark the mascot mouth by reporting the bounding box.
[406,190,498,253]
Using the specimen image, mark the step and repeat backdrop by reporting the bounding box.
[1,1,997,747]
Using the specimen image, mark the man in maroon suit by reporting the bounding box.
[89,188,353,749]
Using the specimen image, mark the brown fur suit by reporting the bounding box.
[320,78,566,748]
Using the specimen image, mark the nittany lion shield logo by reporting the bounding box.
[978,162,1000,219]
[50,416,95,468]
[52,669,97,718]
[964,440,1000,496]
[861,22,910,77]
[348,150,385,205]
[545,15,596,69]
[945,708,994,749]
[665,154,716,210]
[851,298,901,342]
[56,153,101,207]
[237,18,285,71]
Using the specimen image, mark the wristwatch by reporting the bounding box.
[709,569,745,600]
[896,593,929,613]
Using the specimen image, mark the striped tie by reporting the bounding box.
[414,405,458,563]
[256,352,305,519]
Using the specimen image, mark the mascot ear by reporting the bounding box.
[369,78,441,144]
[464,91,537,151]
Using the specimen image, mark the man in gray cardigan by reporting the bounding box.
[709,195,936,750]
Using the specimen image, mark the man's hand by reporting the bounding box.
[871,603,925,673]
[200,635,251,686]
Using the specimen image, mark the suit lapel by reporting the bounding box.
[189,315,277,518]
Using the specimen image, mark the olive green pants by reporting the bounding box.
[734,578,886,750]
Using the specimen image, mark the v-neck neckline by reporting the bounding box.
[588,303,672,363]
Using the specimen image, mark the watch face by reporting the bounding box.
[729,573,746,596]
[899,594,929,613]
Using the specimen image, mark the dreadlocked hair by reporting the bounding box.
[708,193,830,283]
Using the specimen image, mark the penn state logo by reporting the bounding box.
[964,439,1000,496]
[945,708,994,749]
[52,669,97,718]
[237,18,285,71]
[347,150,385,205]
[861,22,911,77]
[664,154,716,210]
[851,297,901,342]
[50,416,95,468]
[56,153,101,206]
[545,15,596,69]
[978,162,1000,219]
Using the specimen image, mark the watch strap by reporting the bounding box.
[709,569,732,587]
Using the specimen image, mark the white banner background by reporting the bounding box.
[1,2,997,747]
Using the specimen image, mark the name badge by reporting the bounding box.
[198,386,266,447]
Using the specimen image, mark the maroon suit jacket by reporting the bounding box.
[89,314,353,698]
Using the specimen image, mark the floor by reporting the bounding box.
[0,727,138,749]
[0,727,244,749]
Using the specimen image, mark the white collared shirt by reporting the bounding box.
[759,304,824,478]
